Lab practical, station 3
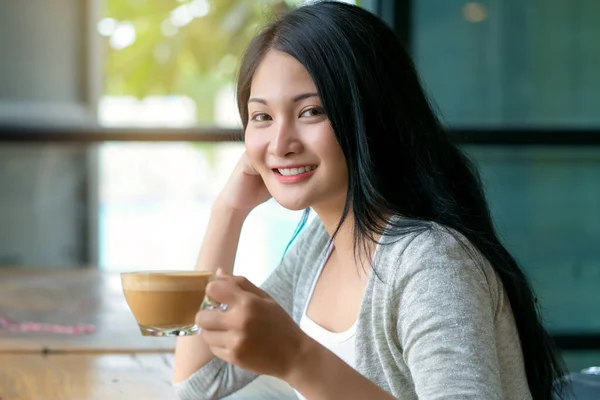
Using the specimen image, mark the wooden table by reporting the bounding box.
[0,354,177,400]
[0,268,178,400]
[0,268,294,400]
[0,268,175,353]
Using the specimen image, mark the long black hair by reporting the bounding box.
[236,1,566,398]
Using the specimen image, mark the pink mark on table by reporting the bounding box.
[0,315,95,335]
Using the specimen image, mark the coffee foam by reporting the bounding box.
[121,271,213,291]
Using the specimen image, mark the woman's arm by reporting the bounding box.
[393,229,509,399]
[285,337,397,400]
[173,201,248,383]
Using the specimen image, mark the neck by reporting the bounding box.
[312,195,354,251]
[313,200,378,270]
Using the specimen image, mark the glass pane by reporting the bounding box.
[464,145,600,334]
[0,144,89,268]
[562,350,600,373]
[98,142,304,285]
[414,0,600,127]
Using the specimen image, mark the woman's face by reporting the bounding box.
[245,50,348,212]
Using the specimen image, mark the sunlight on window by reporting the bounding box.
[109,21,136,50]
[98,96,197,127]
[97,18,118,37]
[214,84,241,128]
[161,20,179,37]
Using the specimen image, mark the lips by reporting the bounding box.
[271,164,318,183]
[276,165,318,176]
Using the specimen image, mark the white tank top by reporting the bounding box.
[295,245,357,400]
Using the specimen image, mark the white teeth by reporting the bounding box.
[277,165,317,176]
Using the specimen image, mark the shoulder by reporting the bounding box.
[378,221,501,309]
[377,220,486,275]
[401,223,486,270]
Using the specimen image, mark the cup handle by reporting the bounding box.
[200,274,229,312]
[201,297,229,312]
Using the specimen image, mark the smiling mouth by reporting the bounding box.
[274,165,318,176]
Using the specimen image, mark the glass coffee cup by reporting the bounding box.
[121,270,224,337]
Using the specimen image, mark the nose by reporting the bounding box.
[268,118,303,157]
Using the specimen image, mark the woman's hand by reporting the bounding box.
[216,152,271,214]
[196,273,398,400]
[196,272,308,380]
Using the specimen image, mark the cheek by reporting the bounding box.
[244,131,269,169]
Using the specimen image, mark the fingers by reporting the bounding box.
[196,308,229,330]
[201,274,267,333]
[200,329,231,349]
[205,278,245,306]
[206,274,269,307]
[229,276,269,298]
[213,271,269,298]
[199,329,233,364]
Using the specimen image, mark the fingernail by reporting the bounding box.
[216,268,223,276]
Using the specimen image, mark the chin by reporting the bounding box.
[272,196,309,211]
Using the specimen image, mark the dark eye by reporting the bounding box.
[301,107,325,117]
[251,113,272,122]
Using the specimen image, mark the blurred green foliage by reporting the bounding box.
[103,0,298,124]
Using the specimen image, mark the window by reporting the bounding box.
[414,0,600,127]
[465,146,600,334]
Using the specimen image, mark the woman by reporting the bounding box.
[174,1,566,399]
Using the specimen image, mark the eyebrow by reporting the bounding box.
[248,92,319,105]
